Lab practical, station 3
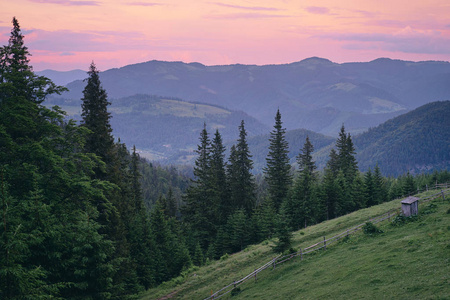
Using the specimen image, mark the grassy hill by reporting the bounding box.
[140,189,449,299]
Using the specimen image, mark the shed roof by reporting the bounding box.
[401,196,420,205]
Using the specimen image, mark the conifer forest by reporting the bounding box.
[1,18,449,299]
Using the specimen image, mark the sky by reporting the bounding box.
[1,0,450,71]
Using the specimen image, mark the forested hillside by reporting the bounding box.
[353,101,450,176]
[238,101,450,176]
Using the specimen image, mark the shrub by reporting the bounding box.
[363,222,383,235]
[220,253,229,261]
[231,287,241,296]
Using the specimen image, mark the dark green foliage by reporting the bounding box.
[139,160,189,212]
[193,242,204,266]
[351,174,366,210]
[264,109,292,212]
[373,164,388,204]
[251,199,277,242]
[81,62,114,170]
[363,222,383,235]
[355,101,450,176]
[226,208,250,252]
[182,125,218,249]
[403,172,416,196]
[285,136,319,230]
[231,286,241,296]
[0,18,119,298]
[336,125,358,183]
[228,120,257,215]
[272,213,293,254]
[210,130,230,224]
[391,214,419,226]
[364,168,376,206]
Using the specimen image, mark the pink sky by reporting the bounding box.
[1,0,450,71]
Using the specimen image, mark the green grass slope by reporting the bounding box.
[140,190,449,299]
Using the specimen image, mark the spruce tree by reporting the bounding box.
[286,136,318,229]
[264,109,292,212]
[182,124,216,249]
[210,129,229,224]
[403,171,416,196]
[0,18,117,298]
[336,125,358,183]
[228,120,256,215]
[80,62,114,170]
[322,148,341,220]
[373,163,387,204]
[364,168,376,206]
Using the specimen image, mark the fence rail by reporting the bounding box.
[204,187,450,299]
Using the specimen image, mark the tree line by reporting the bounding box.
[180,107,450,261]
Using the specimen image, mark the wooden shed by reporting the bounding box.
[401,196,419,217]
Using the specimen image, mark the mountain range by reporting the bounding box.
[43,57,450,136]
[44,94,268,161]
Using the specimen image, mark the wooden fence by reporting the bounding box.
[203,187,449,299]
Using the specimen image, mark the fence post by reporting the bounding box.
[300,248,303,261]
[323,236,326,250]
[347,230,349,238]
[442,190,445,200]
[426,184,428,191]
[254,269,257,282]
[273,258,276,269]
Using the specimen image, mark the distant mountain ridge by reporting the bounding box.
[45,94,269,161]
[53,57,450,136]
[37,69,86,86]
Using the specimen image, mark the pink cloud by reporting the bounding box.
[212,2,280,11]
[318,27,450,55]
[25,29,146,52]
[305,6,330,15]
[127,2,162,6]
[205,13,289,20]
[28,0,100,6]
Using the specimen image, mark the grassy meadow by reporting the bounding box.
[141,190,450,299]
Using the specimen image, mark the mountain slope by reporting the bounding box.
[45,94,269,160]
[140,190,449,299]
[243,128,335,173]
[353,100,450,175]
[37,69,86,86]
[55,57,450,136]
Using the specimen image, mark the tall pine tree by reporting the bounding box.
[263,109,292,212]
[210,129,229,224]
[228,120,256,215]
[287,136,318,229]
[182,124,217,249]
[80,62,115,172]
